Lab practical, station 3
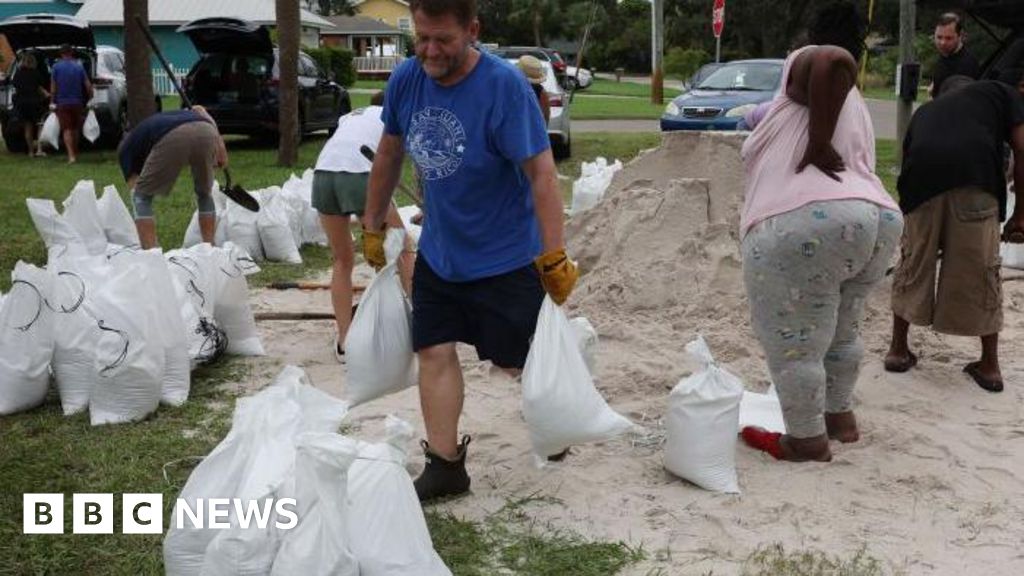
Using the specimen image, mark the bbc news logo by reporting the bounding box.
[23,494,298,534]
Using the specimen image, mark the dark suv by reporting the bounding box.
[178,17,351,140]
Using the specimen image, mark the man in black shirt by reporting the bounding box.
[885,73,1024,393]
[929,12,981,98]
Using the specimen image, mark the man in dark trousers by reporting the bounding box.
[49,44,93,163]
[118,106,228,249]
[929,12,981,98]
[885,72,1024,393]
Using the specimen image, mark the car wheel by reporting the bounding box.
[102,106,128,148]
[553,137,571,160]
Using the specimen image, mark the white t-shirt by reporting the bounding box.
[314,105,384,173]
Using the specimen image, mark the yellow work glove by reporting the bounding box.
[362,226,386,270]
[534,249,578,305]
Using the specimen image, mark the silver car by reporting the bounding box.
[505,58,572,159]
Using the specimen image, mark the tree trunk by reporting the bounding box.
[277,0,300,166]
[123,0,156,130]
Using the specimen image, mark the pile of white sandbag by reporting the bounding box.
[164,366,451,576]
[570,156,623,216]
[182,169,328,263]
[2,182,265,422]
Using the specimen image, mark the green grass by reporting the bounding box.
[586,77,681,99]
[352,79,388,90]
[571,94,668,120]
[876,139,899,198]
[741,543,891,576]
[861,86,897,101]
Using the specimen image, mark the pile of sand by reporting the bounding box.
[248,131,1024,574]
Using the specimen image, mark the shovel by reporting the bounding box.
[359,145,424,207]
[134,15,260,213]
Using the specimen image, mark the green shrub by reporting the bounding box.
[664,47,709,83]
[305,46,356,87]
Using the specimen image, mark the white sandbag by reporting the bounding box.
[40,112,60,150]
[222,190,264,260]
[258,190,302,264]
[522,297,633,461]
[569,316,599,375]
[344,229,416,406]
[570,157,622,215]
[136,250,191,406]
[26,198,84,249]
[0,263,55,415]
[46,254,104,415]
[97,185,140,247]
[82,109,100,143]
[270,433,360,576]
[164,366,349,576]
[396,205,423,245]
[664,336,743,494]
[62,180,108,255]
[738,384,786,434]
[208,243,264,356]
[348,416,452,576]
[282,170,327,246]
[182,186,229,248]
[84,261,164,426]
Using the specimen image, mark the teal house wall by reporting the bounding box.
[93,26,199,70]
[0,1,79,20]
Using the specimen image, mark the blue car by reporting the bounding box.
[661,59,784,132]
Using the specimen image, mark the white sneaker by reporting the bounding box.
[333,336,345,364]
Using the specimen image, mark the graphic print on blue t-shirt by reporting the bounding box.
[408,107,467,180]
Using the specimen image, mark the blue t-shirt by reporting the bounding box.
[383,51,551,282]
[51,59,88,106]
[118,110,209,179]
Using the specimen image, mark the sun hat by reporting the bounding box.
[517,55,546,85]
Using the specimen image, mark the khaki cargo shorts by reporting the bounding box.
[891,187,1002,336]
[135,121,219,199]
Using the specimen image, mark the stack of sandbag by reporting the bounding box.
[164,366,452,576]
[280,169,328,247]
[570,156,623,216]
[27,181,140,255]
[522,297,634,463]
[663,335,743,494]
[0,262,55,415]
[344,229,416,406]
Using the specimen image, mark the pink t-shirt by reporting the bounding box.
[740,46,898,236]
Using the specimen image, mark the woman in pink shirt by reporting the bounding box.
[739,1,903,462]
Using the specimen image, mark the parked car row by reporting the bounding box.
[0,14,351,153]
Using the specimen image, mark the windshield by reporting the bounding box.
[697,63,782,91]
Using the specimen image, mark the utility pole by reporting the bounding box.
[896,0,916,164]
[651,0,664,104]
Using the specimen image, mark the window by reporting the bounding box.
[397,17,411,31]
[299,54,319,78]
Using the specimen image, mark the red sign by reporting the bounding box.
[713,0,726,38]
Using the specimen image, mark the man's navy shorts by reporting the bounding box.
[412,256,545,369]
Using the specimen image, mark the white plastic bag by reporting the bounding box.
[270,433,361,576]
[62,180,108,255]
[47,253,103,415]
[569,316,599,375]
[0,262,55,415]
[522,297,633,461]
[84,260,164,426]
[164,366,349,576]
[738,384,786,434]
[344,230,416,406]
[348,416,452,576]
[83,109,100,143]
[98,185,140,247]
[397,205,423,245]
[208,243,264,356]
[664,336,743,494]
[40,112,60,150]
[570,157,622,215]
[258,190,302,263]
[222,191,264,261]
[26,198,84,249]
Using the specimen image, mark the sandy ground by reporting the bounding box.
[239,132,1024,575]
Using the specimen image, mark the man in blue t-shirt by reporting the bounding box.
[49,44,93,164]
[118,106,228,248]
[361,0,577,502]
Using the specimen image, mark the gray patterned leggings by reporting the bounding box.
[742,200,903,438]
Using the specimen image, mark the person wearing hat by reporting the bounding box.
[517,55,550,124]
[49,44,93,164]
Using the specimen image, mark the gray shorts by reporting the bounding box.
[135,121,219,199]
[312,170,369,216]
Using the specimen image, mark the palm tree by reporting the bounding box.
[123,0,156,129]
[277,0,300,166]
